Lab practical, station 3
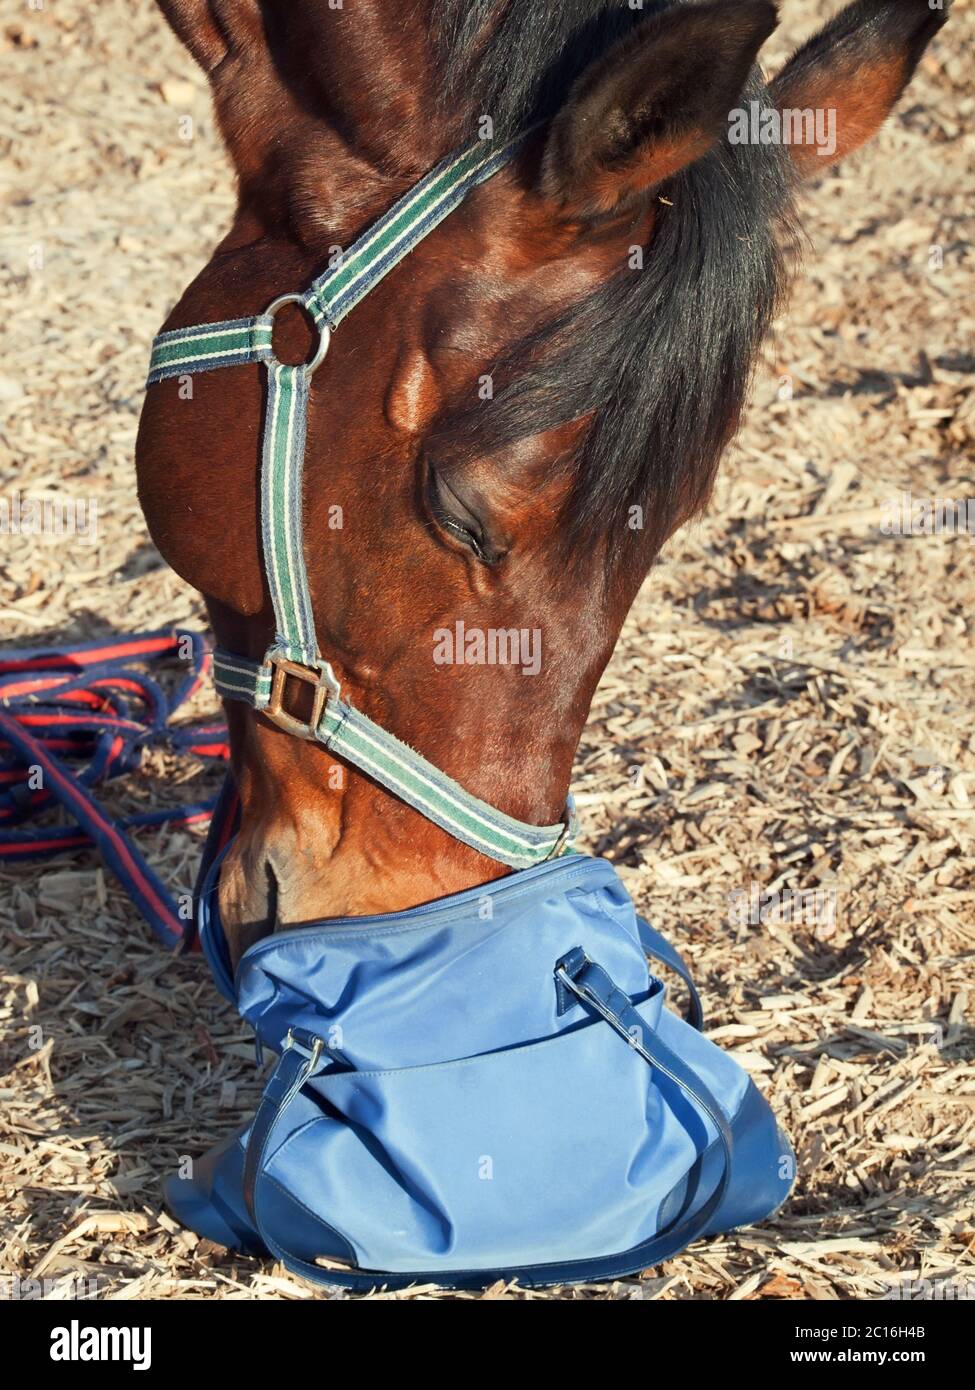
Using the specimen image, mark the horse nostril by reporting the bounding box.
[265,859,280,931]
[216,838,284,965]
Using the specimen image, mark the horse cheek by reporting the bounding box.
[135,375,265,616]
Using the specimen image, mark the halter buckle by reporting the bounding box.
[265,655,340,740]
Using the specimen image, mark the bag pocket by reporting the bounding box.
[259,983,725,1274]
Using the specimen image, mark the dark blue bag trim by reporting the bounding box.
[636,918,704,1030]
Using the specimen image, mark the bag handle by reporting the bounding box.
[555,947,731,1237]
[240,955,730,1290]
[241,1029,382,1288]
[636,917,704,1030]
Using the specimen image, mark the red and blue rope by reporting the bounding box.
[0,630,230,950]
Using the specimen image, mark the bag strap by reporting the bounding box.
[241,1029,360,1287]
[637,917,704,1030]
[240,954,730,1290]
[554,947,731,1227]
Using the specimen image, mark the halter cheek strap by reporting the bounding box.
[147,133,576,871]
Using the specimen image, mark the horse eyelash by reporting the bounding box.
[437,510,485,559]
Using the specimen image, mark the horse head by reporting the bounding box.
[137,0,947,961]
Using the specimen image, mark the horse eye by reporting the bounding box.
[425,465,487,560]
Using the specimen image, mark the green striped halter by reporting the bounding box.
[147,133,576,870]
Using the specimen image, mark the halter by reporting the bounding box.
[147,133,576,870]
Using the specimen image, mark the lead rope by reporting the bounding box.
[0,630,229,949]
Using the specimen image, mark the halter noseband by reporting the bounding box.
[147,133,576,870]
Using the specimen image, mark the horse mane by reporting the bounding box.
[430,0,797,560]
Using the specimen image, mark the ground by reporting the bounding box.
[0,0,972,1301]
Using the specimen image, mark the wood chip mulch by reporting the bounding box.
[1,1,972,1300]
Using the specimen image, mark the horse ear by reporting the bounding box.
[769,0,950,177]
[539,0,779,217]
[155,0,264,76]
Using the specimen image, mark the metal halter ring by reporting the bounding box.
[264,293,331,374]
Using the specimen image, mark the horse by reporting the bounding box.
[136,0,948,968]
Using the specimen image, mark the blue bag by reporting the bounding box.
[166,839,794,1291]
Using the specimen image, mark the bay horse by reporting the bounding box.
[137,0,947,968]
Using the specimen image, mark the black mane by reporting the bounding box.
[431,0,796,560]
